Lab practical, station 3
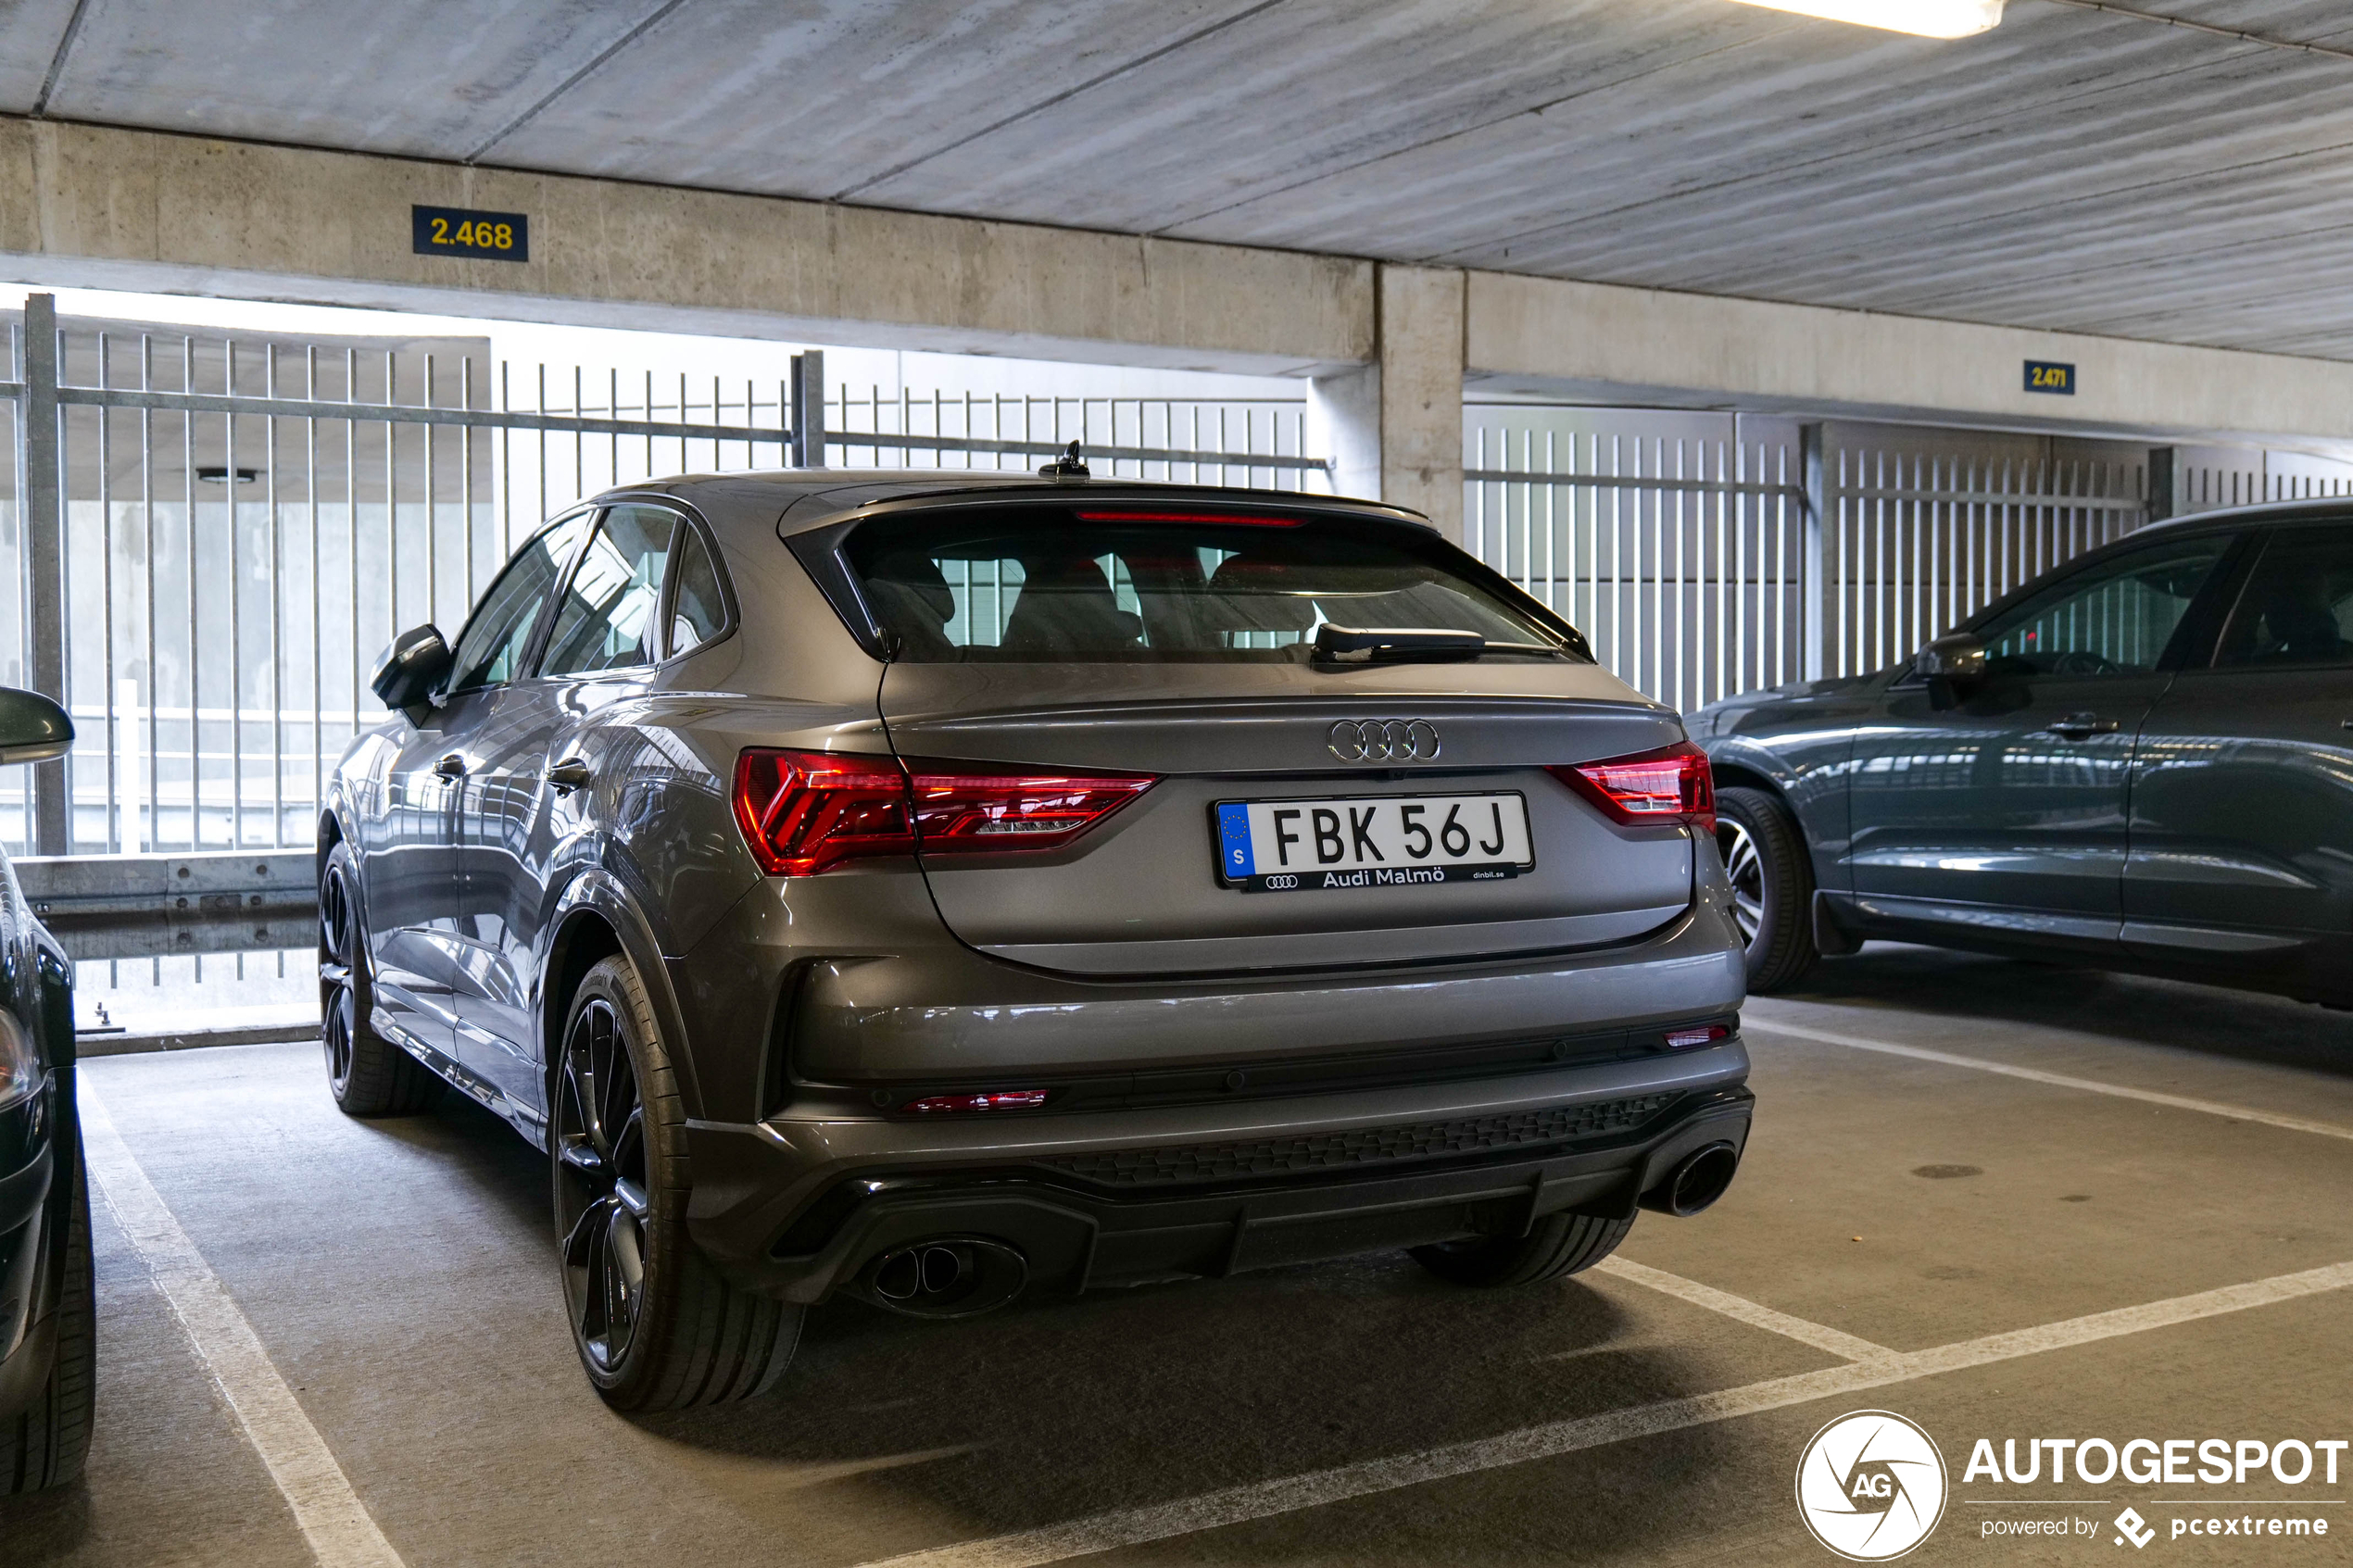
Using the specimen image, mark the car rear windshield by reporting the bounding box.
[838,506,1579,663]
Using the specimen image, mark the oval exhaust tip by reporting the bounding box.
[861,1237,1026,1319]
[1641,1141,1741,1217]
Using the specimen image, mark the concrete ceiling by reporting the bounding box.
[9,1,2353,358]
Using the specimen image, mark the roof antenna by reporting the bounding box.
[1038,439,1090,478]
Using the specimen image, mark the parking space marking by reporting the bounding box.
[78,1079,407,1568]
[1744,1017,2353,1143]
[1594,1257,1894,1362]
[853,1259,2353,1568]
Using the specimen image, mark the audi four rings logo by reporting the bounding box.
[1327,719,1441,762]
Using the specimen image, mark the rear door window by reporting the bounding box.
[2211,525,2353,668]
[540,506,678,675]
[840,506,1575,663]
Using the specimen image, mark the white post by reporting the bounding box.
[116,676,143,853]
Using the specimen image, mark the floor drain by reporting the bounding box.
[1910,1163,1982,1179]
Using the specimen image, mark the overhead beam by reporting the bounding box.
[9,116,2353,458]
[1467,270,2353,454]
[0,117,1372,377]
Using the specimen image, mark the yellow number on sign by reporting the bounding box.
[430,217,448,243]
[494,223,512,249]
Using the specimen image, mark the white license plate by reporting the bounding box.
[1214,792,1534,893]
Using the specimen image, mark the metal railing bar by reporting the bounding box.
[1465,468,1799,498]
[55,383,799,445]
[1844,485,2144,513]
[832,426,1332,471]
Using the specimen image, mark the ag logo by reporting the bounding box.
[1794,1410,1947,1562]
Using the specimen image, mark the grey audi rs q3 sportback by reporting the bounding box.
[322,467,1752,1408]
[1694,499,2353,1006]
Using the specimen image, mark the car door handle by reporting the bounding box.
[434,753,467,779]
[547,758,593,794]
[2046,712,2120,740]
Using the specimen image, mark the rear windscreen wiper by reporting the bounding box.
[1309,625,1569,664]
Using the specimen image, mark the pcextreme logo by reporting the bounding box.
[1795,1410,1950,1562]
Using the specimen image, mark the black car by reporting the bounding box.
[0,689,90,1495]
[1694,499,2353,1006]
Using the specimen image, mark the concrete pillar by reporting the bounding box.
[1310,264,1466,543]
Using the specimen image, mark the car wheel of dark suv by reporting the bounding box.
[0,1154,94,1495]
[554,955,801,1409]
[1714,786,1819,994]
[1410,1210,1633,1286]
[319,844,444,1118]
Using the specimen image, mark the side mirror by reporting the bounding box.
[1914,631,1986,707]
[0,688,72,765]
[371,625,454,719]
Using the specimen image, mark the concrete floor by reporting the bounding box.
[6,942,2351,1567]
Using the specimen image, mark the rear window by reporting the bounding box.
[839,507,1579,663]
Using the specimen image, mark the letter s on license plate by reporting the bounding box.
[1213,792,1534,893]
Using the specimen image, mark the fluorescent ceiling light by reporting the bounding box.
[1725,0,2006,38]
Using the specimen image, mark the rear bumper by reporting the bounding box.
[686,1041,1752,1303]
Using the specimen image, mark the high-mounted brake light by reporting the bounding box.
[733,748,1155,875]
[1550,743,1715,833]
[1076,510,1304,527]
[899,1089,1052,1114]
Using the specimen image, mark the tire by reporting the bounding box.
[1411,1211,1634,1287]
[552,955,801,1410]
[1715,785,1820,994]
[2,1147,94,1495]
[319,842,443,1118]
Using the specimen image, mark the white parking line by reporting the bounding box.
[78,1080,406,1568]
[852,1260,2353,1568]
[1743,1016,2353,1143]
[1594,1257,1894,1362]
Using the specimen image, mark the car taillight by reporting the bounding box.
[1665,1023,1731,1050]
[905,761,1154,855]
[1550,743,1715,832]
[733,748,1155,875]
[734,749,916,875]
[899,1089,1051,1114]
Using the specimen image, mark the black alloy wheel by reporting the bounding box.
[555,995,649,1376]
[317,843,441,1117]
[547,955,802,1409]
[319,859,360,1098]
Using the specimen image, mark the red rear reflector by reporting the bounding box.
[1550,743,1715,832]
[1076,509,1304,527]
[733,748,1154,875]
[1665,1024,1730,1050]
[899,1090,1051,1114]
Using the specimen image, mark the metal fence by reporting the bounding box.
[829,387,1325,491]
[1466,420,1806,718]
[0,296,1333,868]
[1460,409,2349,715]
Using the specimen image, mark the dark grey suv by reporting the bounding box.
[1696,499,2353,1006]
[324,469,1752,1409]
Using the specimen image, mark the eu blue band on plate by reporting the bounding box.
[1216,803,1254,877]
